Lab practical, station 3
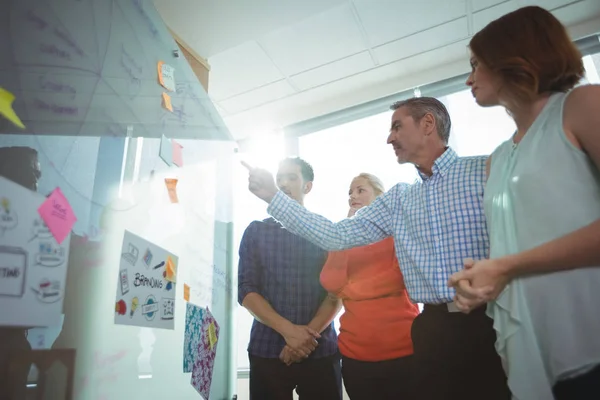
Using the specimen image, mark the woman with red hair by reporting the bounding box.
[449,6,600,399]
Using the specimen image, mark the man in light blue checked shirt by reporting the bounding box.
[243,97,510,400]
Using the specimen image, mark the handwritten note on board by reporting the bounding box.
[37,187,77,245]
[157,61,176,92]
[159,135,173,165]
[164,179,179,203]
[0,87,25,129]
[172,140,183,167]
[161,92,173,112]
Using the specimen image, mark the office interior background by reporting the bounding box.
[1,0,600,399]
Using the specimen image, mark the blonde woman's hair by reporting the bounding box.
[354,173,385,196]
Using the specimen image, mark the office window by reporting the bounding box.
[233,133,285,371]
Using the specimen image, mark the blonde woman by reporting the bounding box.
[320,173,419,400]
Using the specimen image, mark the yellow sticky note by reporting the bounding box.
[208,322,217,350]
[165,255,177,283]
[162,92,173,112]
[183,283,190,302]
[0,87,25,129]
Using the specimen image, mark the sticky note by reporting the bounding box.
[208,322,217,350]
[37,187,77,244]
[0,87,25,129]
[157,61,175,91]
[162,92,173,112]
[165,255,177,283]
[172,140,183,167]
[159,135,173,165]
[183,283,190,302]
[164,178,178,203]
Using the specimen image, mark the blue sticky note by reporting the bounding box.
[159,134,173,166]
[183,302,205,372]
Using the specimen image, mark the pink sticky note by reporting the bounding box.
[37,187,77,244]
[172,140,183,167]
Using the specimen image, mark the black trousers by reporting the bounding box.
[249,353,342,400]
[342,355,414,400]
[553,364,600,400]
[411,304,511,400]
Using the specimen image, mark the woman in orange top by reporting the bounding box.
[320,173,419,400]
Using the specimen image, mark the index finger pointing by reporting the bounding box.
[240,160,254,171]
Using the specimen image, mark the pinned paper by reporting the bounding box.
[161,92,173,112]
[165,255,177,283]
[183,303,205,372]
[164,178,178,203]
[37,187,77,244]
[172,140,183,167]
[191,308,220,398]
[208,322,217,350]
[157,61,176,91]
[159,135,173,165]
[0,87,25,129]
[183,283,190,302]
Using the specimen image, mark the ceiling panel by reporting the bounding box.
[207,41,283,101]
[290,51,375,91]
[259,3,367,76]
[218,79,296,115]
[520,0,580,11]
[154,0,347,57]
[472,0,519,32]
[374,18,469,66]
[353,0,467,47]
[550,0,600,26]
[472,0,511,12]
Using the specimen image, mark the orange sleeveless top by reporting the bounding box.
[320,237,418,361]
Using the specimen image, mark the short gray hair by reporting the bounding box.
[390,97,451,144]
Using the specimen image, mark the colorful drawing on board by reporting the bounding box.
[37,187,77,245]
[121,243,139,266]
[114,231,178,329]
[142,249,153,268]
[183,302,204,373]
[36,242,65,268]
[115,299,127,316]
[191,307,220,399]
[0,197,18,236]
[142,294,158,321]
[0,177,71,328]
[130,297,139,317]
[161,297,174,320]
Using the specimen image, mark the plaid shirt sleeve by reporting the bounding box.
[237,221,262,305]
[267,187,403,251]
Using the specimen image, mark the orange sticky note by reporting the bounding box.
[162,92,173,112]
[164,178,178,203]
[183,283,190,302]
[165,255,177,283]
[157,61,165,86]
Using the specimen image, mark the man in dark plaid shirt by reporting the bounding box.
[238,157,342,400]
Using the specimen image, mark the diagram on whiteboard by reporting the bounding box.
[114,230,178,330]
[0,177,70,327]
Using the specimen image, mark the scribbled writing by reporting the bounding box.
[176,83,202,106]
[131,0,159,37]
[25,10,48,30]
[133,273,163,289]
[39,75,76,98]
[53,28,85,57]
[0,267,20,278]
[120,44,142,96]
[40,44,71,60]
[34,98,78,116]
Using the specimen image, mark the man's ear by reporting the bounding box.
[304,181,313,194]
[421,112,436,136]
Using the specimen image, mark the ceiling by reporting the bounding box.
[154,0,600,140]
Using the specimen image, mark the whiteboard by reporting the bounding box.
[0,0,231,141]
